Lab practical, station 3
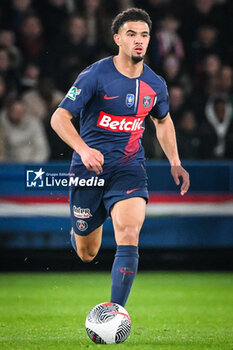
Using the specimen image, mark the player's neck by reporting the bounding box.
[113,55,144,79]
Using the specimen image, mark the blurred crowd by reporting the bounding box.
[0,0,233,162]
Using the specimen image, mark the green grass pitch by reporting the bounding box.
[0,272,233,350]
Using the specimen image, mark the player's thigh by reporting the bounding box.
[111,197,146,245]
[69,184,107,237]
[74,225,103,253]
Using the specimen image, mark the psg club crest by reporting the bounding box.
[76,219,88,231]
[143,95,151,108]
[126,94,135,108]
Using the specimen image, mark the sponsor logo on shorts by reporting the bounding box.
[76,220,88,232]
[143,95,151,108]
[126,188,140,194]
[97,111,144,132]
[73,206,92,219]
[66,86,81,101]
[126,94,135,108]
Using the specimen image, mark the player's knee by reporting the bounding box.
[77,248,97,263]
[80,254,95,263]
[116,224,139,245]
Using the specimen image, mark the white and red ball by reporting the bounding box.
[85,302,131,344]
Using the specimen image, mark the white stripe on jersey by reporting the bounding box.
[134,79,139,111]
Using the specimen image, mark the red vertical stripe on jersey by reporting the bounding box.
[137,80,157,117]
[123,129,144,158]
[123,80,157,159]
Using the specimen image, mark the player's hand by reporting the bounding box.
[171,165,190,196]
[79,146,104,175]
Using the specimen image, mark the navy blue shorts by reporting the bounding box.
[69,162,148,236]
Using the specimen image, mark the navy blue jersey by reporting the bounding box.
[59,56,169,167]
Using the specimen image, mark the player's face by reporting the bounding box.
[114,21,150,63]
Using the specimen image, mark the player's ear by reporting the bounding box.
[113,33,120,47]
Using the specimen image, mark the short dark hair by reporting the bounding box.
[111,8,152,35]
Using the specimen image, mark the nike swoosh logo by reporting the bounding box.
[120,268,134,273]
[104,94,119,100]
[126,188,140,194]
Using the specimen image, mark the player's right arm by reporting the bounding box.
[51,107,104,175]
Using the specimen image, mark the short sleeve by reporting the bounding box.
[59,64,98,118]
[150,76,169,120]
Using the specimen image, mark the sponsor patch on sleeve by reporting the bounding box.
[66,86,81,101]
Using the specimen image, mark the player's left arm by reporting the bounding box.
[151,113,190,196]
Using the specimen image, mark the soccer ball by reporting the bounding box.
[85,302,131,344]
